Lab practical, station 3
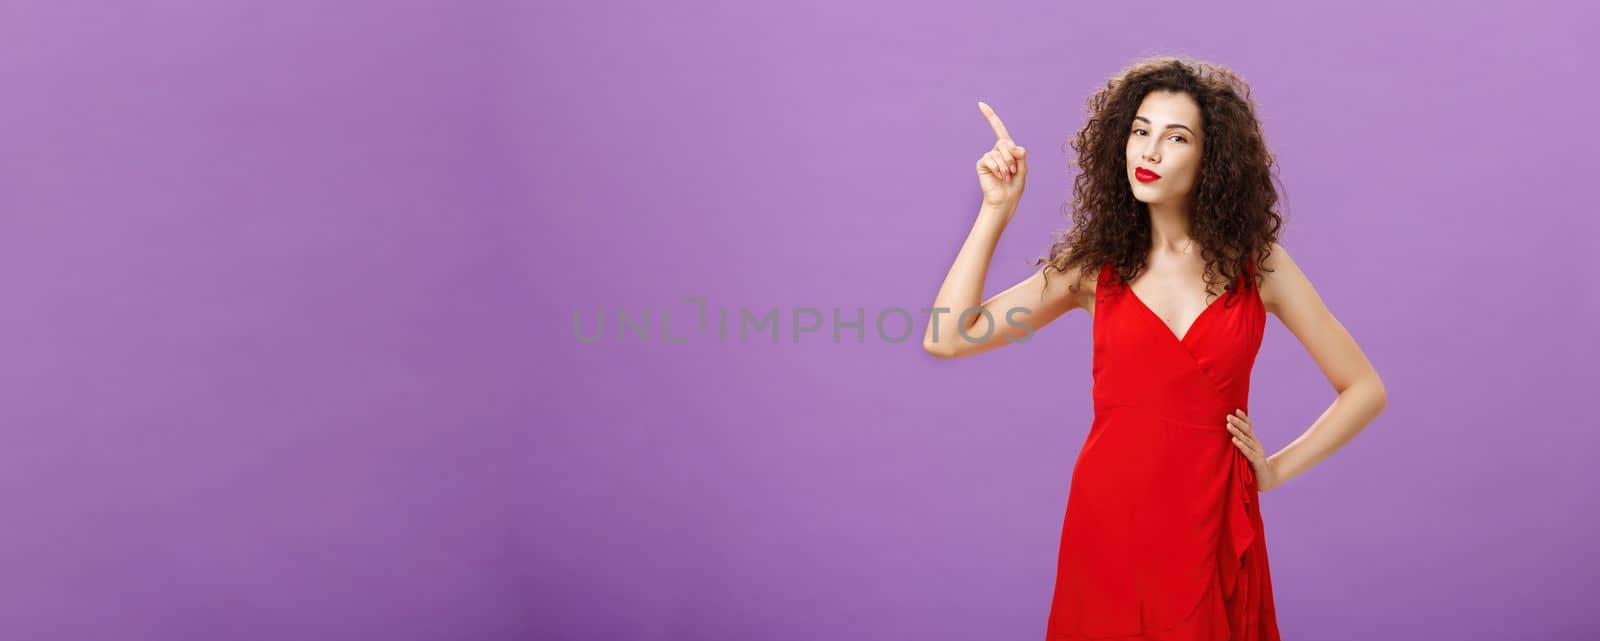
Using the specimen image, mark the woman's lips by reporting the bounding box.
[1135,167,1161,183]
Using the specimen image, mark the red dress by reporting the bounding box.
[1045,261,1280,640]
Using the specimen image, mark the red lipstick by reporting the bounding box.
[1135,167,1161,183]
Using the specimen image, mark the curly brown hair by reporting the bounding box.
[1035,55,1286,304]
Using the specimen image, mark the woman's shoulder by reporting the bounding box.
[1040,260,1105,315]
[1253,241,1294,310]
[1078,261,1111,313]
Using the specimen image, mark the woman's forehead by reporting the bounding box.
[1134,92,1202,134]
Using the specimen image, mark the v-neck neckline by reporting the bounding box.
[1117,267,1238,345]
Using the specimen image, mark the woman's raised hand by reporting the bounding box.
[975,101,1028,209]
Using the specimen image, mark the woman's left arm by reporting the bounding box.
[1257,241,1388,490]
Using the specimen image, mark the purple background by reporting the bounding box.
[0,1,1593,640]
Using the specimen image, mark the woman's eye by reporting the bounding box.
[1133,129,1185,143]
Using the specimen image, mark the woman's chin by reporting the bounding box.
[1130,185,1161,203]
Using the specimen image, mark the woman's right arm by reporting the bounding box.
[923,102,1080,359]
[921,204,1079,359]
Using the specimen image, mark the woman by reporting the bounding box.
[922,57,1388,640]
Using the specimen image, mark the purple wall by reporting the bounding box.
[0,1,1593,639]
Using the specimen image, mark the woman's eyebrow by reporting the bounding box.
[1133,116,1197,135]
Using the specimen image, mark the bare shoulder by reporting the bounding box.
[1256,241,1310,316]
[1062,262,1100,315]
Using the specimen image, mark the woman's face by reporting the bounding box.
[1126,90,1204,207]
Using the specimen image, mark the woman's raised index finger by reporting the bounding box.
[977,101,1012,142]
